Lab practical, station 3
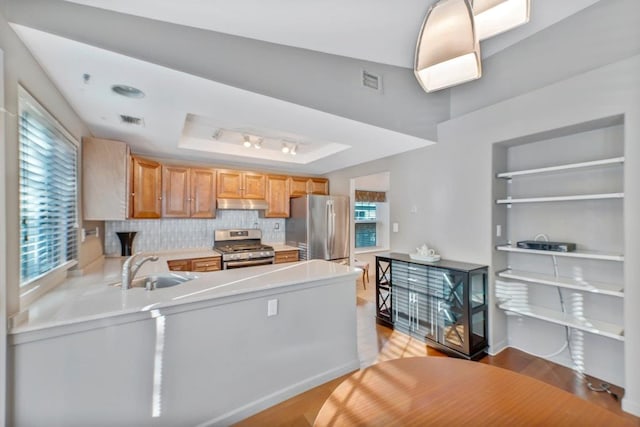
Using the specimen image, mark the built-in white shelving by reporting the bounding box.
[496,245,624,262]
[498,301,624,342]
[496,156,625,179]
[497,269,624,298]
[496,193,624,205]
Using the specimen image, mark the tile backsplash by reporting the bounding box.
[105,210,285,256]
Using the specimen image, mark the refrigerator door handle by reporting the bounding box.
[330,202,336,256]
[325,200,332,256]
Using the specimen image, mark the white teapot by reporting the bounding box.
[416,244,436,257]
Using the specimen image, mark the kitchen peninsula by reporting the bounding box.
[9,258,359,427]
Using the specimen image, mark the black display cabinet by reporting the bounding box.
[375,253,488,360]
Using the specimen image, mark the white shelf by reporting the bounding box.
[496,245,624,262]
[496,156,625,179]
[497,269,624,298]
[496,193,624,204]
[498,301,624,342]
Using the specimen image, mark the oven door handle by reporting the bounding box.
[224,258,274,268]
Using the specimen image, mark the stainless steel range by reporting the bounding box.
[214,229,275,269]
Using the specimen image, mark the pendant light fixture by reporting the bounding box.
[414,0,480,93]
[473,0,530,40]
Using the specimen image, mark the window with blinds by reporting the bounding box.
[18,87,78,286]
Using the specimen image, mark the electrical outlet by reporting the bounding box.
[267,299,278,317]
[496,224,502,237]
[393,222,399,233]
[274,223,280,230]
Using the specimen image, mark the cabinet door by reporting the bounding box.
[82,137,129,220]
[243,172,266,199]
[439,269,467,353]
[265,175,290,218]
[162,165,190,217]
[275,250,299,264]
[191,257,221,272]
[167,259,190,271]
[289,177,309,196]
[217,170,243,198]
[391,261,411,332]
[308,178,329,195]
[131,156,162,218]
[190,168,216,218]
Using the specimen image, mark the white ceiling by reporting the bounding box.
[10,0,602,174]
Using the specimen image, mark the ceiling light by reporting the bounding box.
[290,145,297,156]
[243,135,252,148]
[111,84,145,98]
[473,0,530,40]
[254,138,262,149]
[414,0,481,93]
[281,143,290,154]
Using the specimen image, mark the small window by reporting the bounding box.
[355,202,377,248]
[18,87,79,286]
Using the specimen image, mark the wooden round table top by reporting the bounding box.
[314,357,633,427]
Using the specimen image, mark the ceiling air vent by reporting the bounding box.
[362,70,382,91]
[119,114,144,126]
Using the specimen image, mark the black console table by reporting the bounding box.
[375,253,488,360]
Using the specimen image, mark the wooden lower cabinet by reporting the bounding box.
[191,257,222,272]
[167,256,221,272]
[166,259,191,271]
[275,250,299,264]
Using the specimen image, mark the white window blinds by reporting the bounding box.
[18,87,78,286]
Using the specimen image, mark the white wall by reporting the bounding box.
[0,46,8,427]
[327,22,640,423]
[0,7,100,317]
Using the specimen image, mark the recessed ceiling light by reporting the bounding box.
[281,143,290,154]
[111,84,145,98]
[254,138,262,149]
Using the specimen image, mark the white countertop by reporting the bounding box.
[11,250,355,341]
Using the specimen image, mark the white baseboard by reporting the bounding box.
[622,396,640,417]
[199,358,361,427]
[488,338,509,356]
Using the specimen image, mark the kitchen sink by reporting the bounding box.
[112,272,199,290]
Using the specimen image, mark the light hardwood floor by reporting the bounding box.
[236,276,639,426]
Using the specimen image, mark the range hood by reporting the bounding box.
[217,198,269,210]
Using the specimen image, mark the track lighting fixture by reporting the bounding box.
[243,135,252,148]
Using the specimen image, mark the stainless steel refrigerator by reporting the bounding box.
[286,195,350,265]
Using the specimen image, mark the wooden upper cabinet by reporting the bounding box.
[265,175,290,218]
[163,165,190,217]
[163,166,216,218]
[308,178,329,195]
[82,137,130,220]
[289,176,309,197]
[288,176,329,196]
[190,168,216,218]
[217,170,242,198]
[243,172,266,199]
[217,170,266,199]
[130,156,162,218]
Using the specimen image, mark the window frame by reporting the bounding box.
[17,86,80,305]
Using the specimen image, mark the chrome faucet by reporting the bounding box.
[121,253,159,290]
